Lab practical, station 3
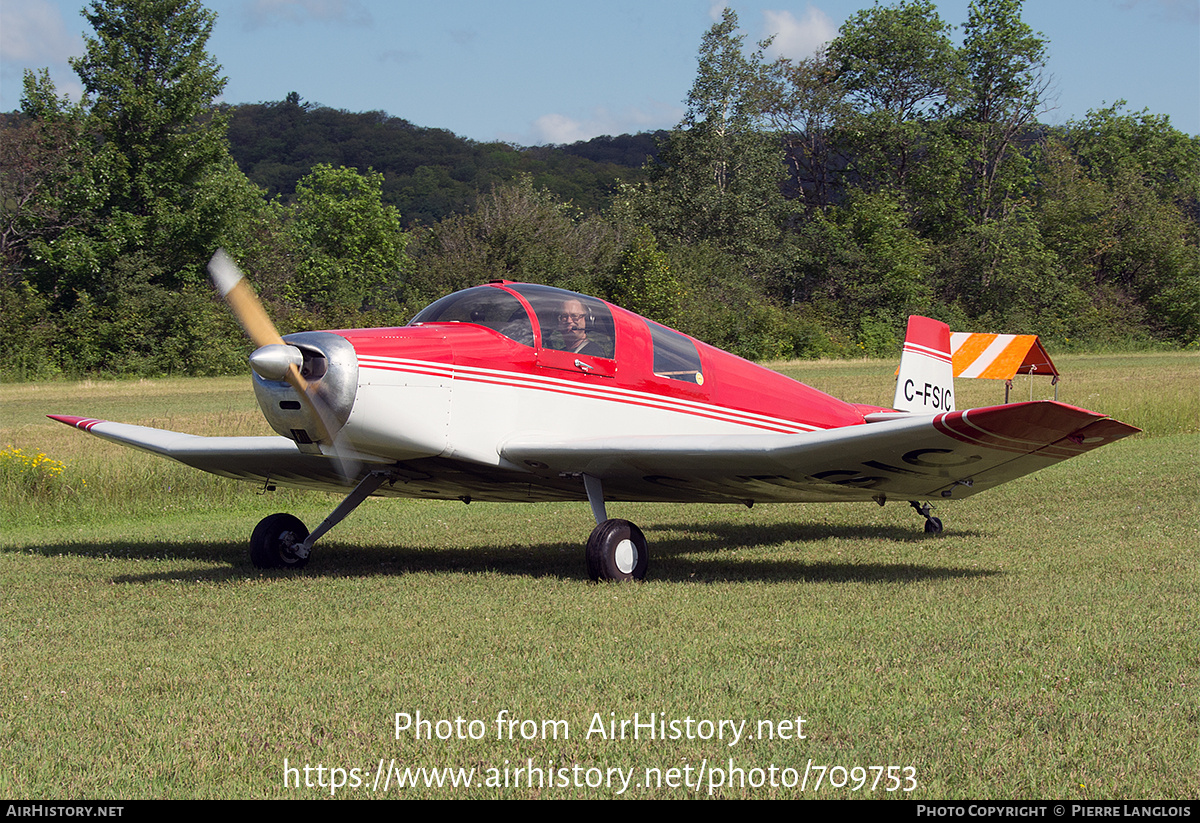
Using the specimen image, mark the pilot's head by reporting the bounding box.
[557,299,588,348]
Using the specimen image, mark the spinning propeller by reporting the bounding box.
[207,249,348,458]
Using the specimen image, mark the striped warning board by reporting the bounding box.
[949,333,1058,380]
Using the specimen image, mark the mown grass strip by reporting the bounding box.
[1,354,1196,798]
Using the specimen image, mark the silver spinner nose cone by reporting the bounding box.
[248,344,303,381]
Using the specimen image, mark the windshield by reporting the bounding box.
[409,286,534,346]
[410,283,616,358]
[508,284,615,359]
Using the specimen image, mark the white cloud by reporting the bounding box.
[525,102,683,146]
[531,113,589,145]
[0,0,81,64]
[0,0,85,110]
[761,6,837,61]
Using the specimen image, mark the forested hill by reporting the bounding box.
[4,0,1198,382]
[225,94,660,224]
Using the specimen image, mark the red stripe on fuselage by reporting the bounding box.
[356,356,823,434]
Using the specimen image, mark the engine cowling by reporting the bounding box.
[251,331,358,450]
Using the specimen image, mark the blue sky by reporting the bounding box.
[2,0,1197,144]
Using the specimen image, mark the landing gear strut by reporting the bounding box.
[910,500,944,534]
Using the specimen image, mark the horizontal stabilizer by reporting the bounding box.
[502,401,1140,504]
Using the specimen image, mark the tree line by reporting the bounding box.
[2,0,1197,381]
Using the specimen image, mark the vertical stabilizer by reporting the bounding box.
[893,315,954,413]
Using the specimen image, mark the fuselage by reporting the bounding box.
[264,282,876,469]
[50,258,1141,574]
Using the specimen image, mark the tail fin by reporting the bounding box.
[893,315,954,413]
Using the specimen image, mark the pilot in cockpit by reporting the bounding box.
[552,299,604,357]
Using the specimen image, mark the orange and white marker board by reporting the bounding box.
[949,333,1058,380]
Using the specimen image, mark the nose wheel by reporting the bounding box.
[250,513,311,569]
[248,471,391,570]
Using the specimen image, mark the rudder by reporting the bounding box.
[893,315,954,413]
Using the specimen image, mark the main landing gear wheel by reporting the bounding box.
[586,518,649,582]
[250,513,310,569]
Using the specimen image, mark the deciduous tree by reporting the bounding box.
[408,175,617,310]
[761,51,848,212]
[601,227,681,326]
[827,0,963,121]
[959,0,1048,223]
[68,0,236,280]
[5,0,267,377]
[826,0,964,196]
[284,163,411,324]
[620,9,791,268]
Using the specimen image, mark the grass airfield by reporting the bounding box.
[1,353,1196,799]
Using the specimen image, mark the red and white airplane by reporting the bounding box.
[50,251,1139,580]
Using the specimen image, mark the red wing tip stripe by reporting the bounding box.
[48,415,106,431]
[931,415,1027,453]
[934,413,1047,453]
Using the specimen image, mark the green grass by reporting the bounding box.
[1,354,1197,798]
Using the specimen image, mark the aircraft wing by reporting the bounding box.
[47,416,388,492]
[51,402,1139,506]
[500,401,1140,504]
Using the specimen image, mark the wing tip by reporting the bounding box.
[47,414,106,431]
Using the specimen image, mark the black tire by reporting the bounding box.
[924,516,944,535]
[250,513,310,569]
[585,518,648,582]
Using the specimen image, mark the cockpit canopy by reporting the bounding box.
[409,283,615,359]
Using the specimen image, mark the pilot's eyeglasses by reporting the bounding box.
[557,313,586,323]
